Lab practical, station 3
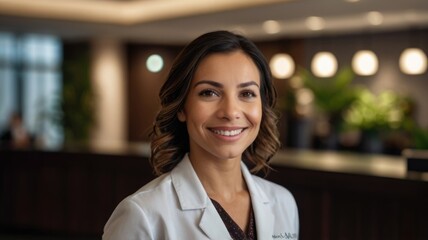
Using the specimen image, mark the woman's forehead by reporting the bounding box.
[191,51,261,84]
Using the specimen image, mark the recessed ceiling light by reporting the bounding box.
[344,0,360,3]
[306,16,325,31]
[146,54,164,73]
[263,20,281,34]
[296,88,314,105]
[229,26,247,35]
[367,11,383,25]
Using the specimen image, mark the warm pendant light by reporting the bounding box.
[311,51,338,78]
[399,48,427,75]
[352,50,379,76]
[270,53,295,79]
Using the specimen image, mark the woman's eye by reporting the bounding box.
[198,89,219,97]
[240,90,257,98]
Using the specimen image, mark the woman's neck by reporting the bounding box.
[188,153,246,202]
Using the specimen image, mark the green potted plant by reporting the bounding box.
[59,44,95,147]
[299,67,360,149]
[343,89,411,153]
[300,66,359,118]
[403,126,428,172]
[411,126,428,150]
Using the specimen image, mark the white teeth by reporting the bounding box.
[212,129,243,136]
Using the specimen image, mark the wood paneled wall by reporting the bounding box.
[127,44,181,142]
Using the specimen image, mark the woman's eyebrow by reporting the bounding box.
[193,80,260,89]
[193,80,223,88]
[238,81,260,89]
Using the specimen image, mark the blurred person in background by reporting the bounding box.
[0,112,32,149]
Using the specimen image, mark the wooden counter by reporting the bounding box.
[1,146,427,239]
[267,150,428,240]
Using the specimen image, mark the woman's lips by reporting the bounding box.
[209,128,245,137]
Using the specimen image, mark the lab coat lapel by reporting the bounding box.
[171,154,207,210]
[252,197,275,239]
[199,204,232,239]
[241,162,275,239]
[171,154,231,239]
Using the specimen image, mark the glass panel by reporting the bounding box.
[21,34,61,68]
[22,70,42,134]
[23,70,63,148]
[0,69,16,130]
[1,32,63,148]
[0,32,15,63]
[42,72,63,149]
[44,37,62,68]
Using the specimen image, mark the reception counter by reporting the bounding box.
[272,149,428,181]
[1,145,427,240]
[268,150,428,240]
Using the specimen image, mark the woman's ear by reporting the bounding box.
[177,110,186,122]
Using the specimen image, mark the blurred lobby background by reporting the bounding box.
[1,0,428,239]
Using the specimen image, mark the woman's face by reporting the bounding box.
[178,51,262,163]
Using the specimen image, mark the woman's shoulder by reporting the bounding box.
[103,174,175,239]
[122,173,174,208]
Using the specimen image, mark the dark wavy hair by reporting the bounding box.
[150,30,280,176]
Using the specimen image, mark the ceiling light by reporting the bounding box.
[311,52,338,78]
[306,16,325,31]
[263,20,281,34]
[344,0,360,2]
[270,53,295,79]
[399,48,427,75]
[296,88,314,105]
[352,50,379,76]
[289,76,303,89]
[367,11,383,25]
[146,54,164,73]
[229,26,247,35]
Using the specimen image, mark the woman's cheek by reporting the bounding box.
[248,104,262,126]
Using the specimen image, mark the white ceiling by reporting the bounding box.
[0,0,427,44]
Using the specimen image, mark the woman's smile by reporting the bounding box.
[209,128,245,137]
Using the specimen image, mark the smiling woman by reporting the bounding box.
[177,51,263,168]
[152,31,280,176]
[102,31,299,240]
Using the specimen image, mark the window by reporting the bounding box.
[0,33,63,149]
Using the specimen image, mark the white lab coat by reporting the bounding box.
[103,154,299,240]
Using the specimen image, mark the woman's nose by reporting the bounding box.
[217,96,241,120]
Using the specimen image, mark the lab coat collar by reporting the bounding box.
[171,154,208,210]
[171,154,274,239]
[171,154,231,239]
[241,161,275,239]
